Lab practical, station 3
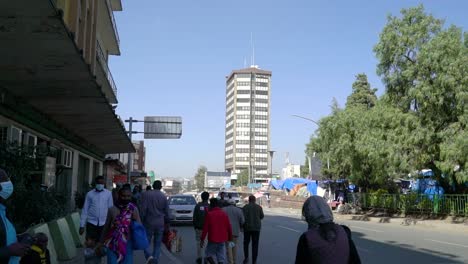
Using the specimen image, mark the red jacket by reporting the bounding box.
[201,207,233,243]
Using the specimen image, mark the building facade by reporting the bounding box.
[0,0,133,209]
[225,66,272,179]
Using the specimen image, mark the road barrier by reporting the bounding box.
[348,193,468,217]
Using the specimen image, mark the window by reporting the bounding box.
[0,127,7,145]
[61,149,73,168]
[237,98,250,103]
[9,127,22,145]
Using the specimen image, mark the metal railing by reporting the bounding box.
[96,41,118,97]
[348,193,468,217]
[105,0,120,45]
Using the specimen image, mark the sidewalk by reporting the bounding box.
[58,247,178,264]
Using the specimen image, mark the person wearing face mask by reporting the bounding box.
[79,175,114,262]
[100,187,141,264]
[0,168,30,263]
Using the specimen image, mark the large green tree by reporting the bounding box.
[374,5,467,187]
[236,170,249,187]
[346,73,378,109]
[194,165,207,191]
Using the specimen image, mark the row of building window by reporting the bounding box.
[235,140,268,145]
[235,157,269,162]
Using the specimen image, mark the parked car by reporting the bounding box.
[168,195,197,223]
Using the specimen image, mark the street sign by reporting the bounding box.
[143,116,182,139]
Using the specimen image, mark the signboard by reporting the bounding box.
[144,116,182,139]
[205,171,231,189]
[43,156,56,187]
[113,175,127,183]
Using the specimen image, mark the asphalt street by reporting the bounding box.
[131,209,468,264]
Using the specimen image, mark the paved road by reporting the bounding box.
[131,208,468,264]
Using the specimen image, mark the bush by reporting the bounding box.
[0,144,69,233]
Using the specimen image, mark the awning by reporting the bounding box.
[0,0,134,154]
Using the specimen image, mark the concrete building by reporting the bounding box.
[282,164,301,180]
[225,66,272,179]
[0,0,133,208]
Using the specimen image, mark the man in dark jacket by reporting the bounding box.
[0,168,30,263]
[193,192,209,264]
[242,195,264,264]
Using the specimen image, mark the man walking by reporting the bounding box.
[193,191,210,264]
[79,175,113,260]
[242,195,264,264]
[223,199,245,264]
[201,198,232,264]
[140,180,169,264]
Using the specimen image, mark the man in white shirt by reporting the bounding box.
[79,176,113,243]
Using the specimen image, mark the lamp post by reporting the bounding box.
[268,150,275,179]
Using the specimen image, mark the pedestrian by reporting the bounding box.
[218,192,229,208]
[79,176,114,263]
[223,199,245,264]
[295,196,361,264]
[0,169,30,263]
[101,186,141,264]
[132,185,142,208]
[242,195,264,264]
[265,192,271,208]
[20,233,51,264]
[140,180,169,264]
[201,198,232,264]
[193,191,210,264]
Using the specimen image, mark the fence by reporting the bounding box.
[348,193,468,217]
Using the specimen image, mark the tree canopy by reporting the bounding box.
[305,5,467,192]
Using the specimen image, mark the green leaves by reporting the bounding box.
[307,5,467,191]
[194,165,207,191]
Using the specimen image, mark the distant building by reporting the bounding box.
[282,164,301,179]
[225,66,272,179]
[205,171,231,190]
[163,179,181,195]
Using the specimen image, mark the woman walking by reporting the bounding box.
[295,196,361,264]
[101,187,141,264]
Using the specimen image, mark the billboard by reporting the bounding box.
[205,171,231,189]
[144,116,182,139]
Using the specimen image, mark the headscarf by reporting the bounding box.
[104,202,136,262]
[302,196,334,228]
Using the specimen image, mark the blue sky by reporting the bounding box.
[111,0,467,179]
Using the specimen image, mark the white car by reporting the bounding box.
[168,195,197,223]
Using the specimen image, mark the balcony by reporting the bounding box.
[96,41,118,104]
[97,0,121,56]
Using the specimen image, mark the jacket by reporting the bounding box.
[201,207,232,243]
[222,205,245,236]
[243,203,264,232]
[0,215,10,262]
[193,201,209,230]
[295,224,361,264]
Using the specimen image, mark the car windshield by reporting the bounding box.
[221,192,239,198]
[169,196,196,205]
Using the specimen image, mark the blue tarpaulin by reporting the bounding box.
[270,178,318,195]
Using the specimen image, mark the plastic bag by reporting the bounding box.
[163,229,177,252]
[131,221,149,250]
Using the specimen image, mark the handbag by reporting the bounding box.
[131,221,149,250]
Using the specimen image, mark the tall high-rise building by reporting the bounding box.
[225,66,272,180]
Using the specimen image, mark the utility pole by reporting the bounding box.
[269,150,275,179]
[126,117,134,183]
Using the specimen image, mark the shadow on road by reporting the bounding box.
[351,231,464,264]
[263,214,465,264]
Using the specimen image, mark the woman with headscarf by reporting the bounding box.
[101,187,141,264]
[295,196,361,264]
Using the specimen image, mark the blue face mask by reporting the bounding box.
[0,181,14,200]
[95,184,104,191]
